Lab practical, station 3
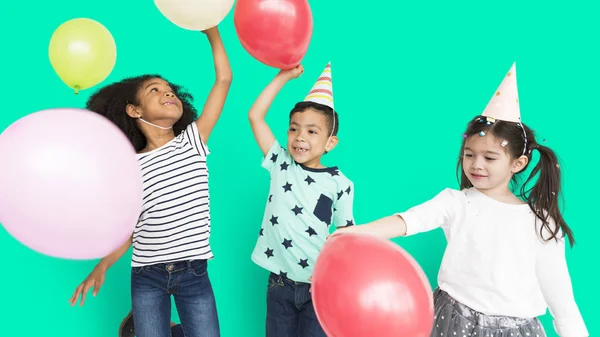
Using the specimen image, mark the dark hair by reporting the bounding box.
[85,74,197,152]
[289,101,339,136]
[456,115,575,247]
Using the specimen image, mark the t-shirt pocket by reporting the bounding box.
[313,194,333,225]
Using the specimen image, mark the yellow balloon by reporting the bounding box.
[49,18,116,94]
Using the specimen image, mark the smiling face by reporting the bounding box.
[129,78,183,127]
[286,108,338,168]
[462,133,526,194]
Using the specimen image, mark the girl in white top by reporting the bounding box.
[338,64,588,337]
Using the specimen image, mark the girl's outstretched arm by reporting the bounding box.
[335,215,407,239]
[334,189,457,239]
[68,234,133,306]
[195,26,233,144]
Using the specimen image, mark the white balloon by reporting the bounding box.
[154,0,235,31]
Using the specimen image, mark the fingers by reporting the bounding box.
[329,231,342,238]
[79,281,95,306]
[92,280,104,296]
[69,284,84,306]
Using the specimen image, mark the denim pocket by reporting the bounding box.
[132,267,144,274]
[189,260,208,277]
[267,274,283,292]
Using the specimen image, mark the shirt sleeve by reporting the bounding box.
[261,140,290,173]
[332,180,355,228]
[536,225,589,337]
[183,122,210,157]
[397,188,457,236]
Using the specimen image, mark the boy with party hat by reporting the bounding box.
[248,63,355,337]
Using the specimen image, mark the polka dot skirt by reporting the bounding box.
[431,289,546,337]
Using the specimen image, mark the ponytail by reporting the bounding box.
[520,144,575,247]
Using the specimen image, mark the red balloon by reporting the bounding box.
[234,0,313,69]
[311,233,434,337]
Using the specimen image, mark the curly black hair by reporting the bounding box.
[289,101,339,136]
[85,74,198,152]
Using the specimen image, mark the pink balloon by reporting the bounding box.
[0,108,142,259]
[311,233,434,337]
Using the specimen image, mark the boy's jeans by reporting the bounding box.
[131,259,219,337]
[266,272,326,337]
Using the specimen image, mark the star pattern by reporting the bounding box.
[298,259,309,269]
[270,215,279,226]
[282,238,293,249]
[265,248,274,258]
[292,205,303,215]
[259,149,357,279]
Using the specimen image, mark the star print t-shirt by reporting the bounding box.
[251,140,355,283]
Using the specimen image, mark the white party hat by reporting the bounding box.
[481,62,521,123]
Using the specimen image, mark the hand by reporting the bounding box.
[328,229,346,238]
[331,223,362,236]
[68,264,107,306]
[279,64,304,80]
[308,275,313,292]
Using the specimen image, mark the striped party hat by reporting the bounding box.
[304,62,333,109]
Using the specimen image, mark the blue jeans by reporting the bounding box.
[266,272,326,337]
[131,259,220,337]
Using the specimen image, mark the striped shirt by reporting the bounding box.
[132,122,213,267]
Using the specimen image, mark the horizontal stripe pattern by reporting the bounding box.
[304,62,334,109]
[132,122,213,266]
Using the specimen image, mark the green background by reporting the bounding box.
[0,0,597,336]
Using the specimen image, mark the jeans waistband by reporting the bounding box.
[137,259,206,273]
[271,272,308,285]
